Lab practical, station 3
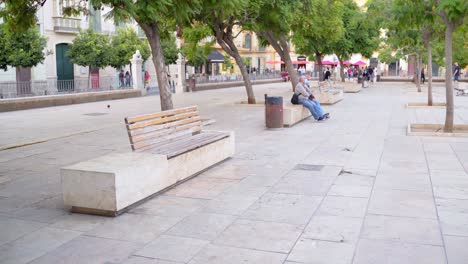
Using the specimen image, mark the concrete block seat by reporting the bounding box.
[342,83,362,93]
[61,106,235,216]
[313,89,344,105]
[283,102,311,127]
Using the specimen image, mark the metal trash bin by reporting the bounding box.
[265,94,283,128]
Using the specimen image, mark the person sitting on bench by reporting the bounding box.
[295,76,330,121]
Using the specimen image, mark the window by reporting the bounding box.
[243,34,252,50]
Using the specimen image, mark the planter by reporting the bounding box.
[406,102,446,108]
[407,123,468,137]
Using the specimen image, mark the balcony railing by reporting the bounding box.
[53,17,81,33]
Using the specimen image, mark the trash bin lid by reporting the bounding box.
[265,96,283,105]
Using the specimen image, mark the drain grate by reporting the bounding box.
[294,164,324,171]
[83,113,108,116]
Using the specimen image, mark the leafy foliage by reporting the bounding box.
[109,27,150,69]
[0,24,46,70]
[67,29,112,68]
[161,33,179,65]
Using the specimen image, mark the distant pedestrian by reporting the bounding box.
[119,70,125,88]
[125,71,131,87]
[421,69,425,84]
[453,62,460,88]
[324,67,332,88]
[144,70,150,90]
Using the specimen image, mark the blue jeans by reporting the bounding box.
[298,98,324,120]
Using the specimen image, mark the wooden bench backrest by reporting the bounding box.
[124,106,202,151]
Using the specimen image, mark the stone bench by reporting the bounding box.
[61,106,235,216]
[343,84,362,93]
[283,103,311,127]
[313,89,344,105]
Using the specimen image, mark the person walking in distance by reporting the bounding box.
[324,67,332,88]
[125,71,131,87]
[453,62,460,89]
[119,69,125,88]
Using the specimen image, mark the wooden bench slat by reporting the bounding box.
[127,111,199,130]
[125,106,198,123]
[128,116,202,138]
[152,132,224,154]
[147,132,229,158]
[130,120,202,144]
[132,129,194,151]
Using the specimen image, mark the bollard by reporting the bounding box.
[265,94,284,128]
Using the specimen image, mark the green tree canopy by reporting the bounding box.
[161,33,179,65]
[292,0,345,80]
[67,29,112,69]
[110,27,150,69]
[0,24,46,71]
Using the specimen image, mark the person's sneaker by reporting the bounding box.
[317,116,324,121]
[323,113,330,119]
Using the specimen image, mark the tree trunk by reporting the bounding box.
[279,37,298,91]
[339,62,345,82]
[423,35,433,106]
[443,23,454,132]
[214,22,255,104]
[427,46,433,106]
[415,53,421,92]
[140,22,173,111]
[257,32,298,91]
[316,53,323,81]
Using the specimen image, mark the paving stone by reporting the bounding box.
[135,235,209,263]
[0,216,46,246]
[287,238,355,264]
[214,219,302,253]
[426,152,465,171]
[165,178,239,199]
[241,192,322,225]
[303,215,363,243]
[316,196,368,218]
[129,196,207,218]
[188,244,286,264]
[367,189,437,219]
[86,213,181,243]
[436,198,468,214]
[374,173,432,192]
[29,235,142,264]
[352,239,447,264]
[333,174,375,187]
[50,213,110,232]
[361,215,443,245]
[167,213,236,241]
[270,175,334,196]
[444,235,468,264]
[0,244,46,264]
[438,211,468,236]
[122,256,181,264]
[201,194,259,215]
[328,185,372,198]
[9,227,81,253]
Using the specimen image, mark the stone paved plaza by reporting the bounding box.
[1,81,468,264]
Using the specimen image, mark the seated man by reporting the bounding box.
[295,76,330,121]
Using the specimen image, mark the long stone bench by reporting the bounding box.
[61,106,235,216]
[283,103,311,127]
[343,84,362,93]
[313,89,344,105]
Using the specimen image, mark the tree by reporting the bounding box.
[189,0,257,104]
[435,0,467,132]
[109,27,150,70]
[67,29,112,86]
[247,0,307,90]
[392,0,439,105]
[332,0,380,82]
[292,0,345,81]
[0,24,46,81]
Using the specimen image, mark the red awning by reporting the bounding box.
[353,60,367,66]
[321,60,338,65]
[265,61,284,64]
[292,61,308,65]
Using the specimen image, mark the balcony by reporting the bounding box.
[53,17,81,33]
